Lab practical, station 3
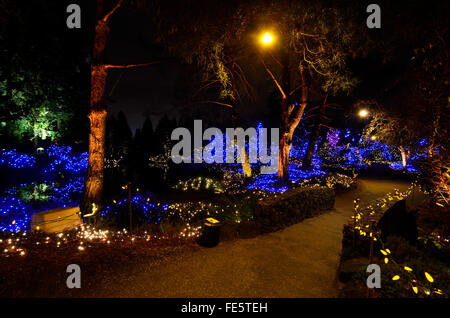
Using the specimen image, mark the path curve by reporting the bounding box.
[88,177,410,297]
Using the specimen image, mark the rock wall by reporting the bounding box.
[220,186,335,240]
[255,186,335,232]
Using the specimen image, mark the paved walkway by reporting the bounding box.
[88,177,410,297]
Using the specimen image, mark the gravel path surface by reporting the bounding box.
[85,177,410,297]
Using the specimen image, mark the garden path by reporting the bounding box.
[86,177,410,297]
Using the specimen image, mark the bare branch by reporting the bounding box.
[105,61,161,70]
[185,100,233,109]
[319,123,334,129]
[260,56,286,100]
[300,32,321,37]
[102,0,124,22]
[233,62,256,102]
[192,80,220,98]
[303,37,321,55]
[303,50,329,76]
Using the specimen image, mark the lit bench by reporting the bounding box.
[31,206,82,233]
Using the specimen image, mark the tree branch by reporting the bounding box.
[184,100,233,109]
[303,50,329,76]
[287,63,309,132]
[105,61,161,70]
[233,62,256,102]
[260,56,286,100]
[102,0,124,22]
[192,80,220,98]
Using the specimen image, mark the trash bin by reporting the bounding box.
[197,217,222,247]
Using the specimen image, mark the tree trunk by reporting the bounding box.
[278,128,291,183]
[82,108,107,214]
[228,56,251,178]
[232,110,252,178]
[303,122,320,170]
[277,51,291,184]
[399,146,407,168]
[261,52,307,184]
[80,5,111,214]
[303,94,327,169]
[81,0,155,214]
[277,62,307,184]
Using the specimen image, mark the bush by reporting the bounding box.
[255,186,335,232]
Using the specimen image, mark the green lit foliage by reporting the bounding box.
[0,57,74,143]
[0,0,88,145]
[17,183,53,204]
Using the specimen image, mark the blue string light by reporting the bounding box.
[0,149,36,169]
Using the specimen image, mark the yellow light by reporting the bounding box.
[404,266,413,272]
[384,257,389,264]
[392,275,400,281]
[358,109,369,117]
[425,272,434,283]
[412,286,418,294]
[261,32,273,44]
[371,135,377,141]
[206,217,219,224]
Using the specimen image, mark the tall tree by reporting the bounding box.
[81,0,159,214]
[257,1,357,183]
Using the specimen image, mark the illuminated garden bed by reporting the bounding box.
[338,186,450,298]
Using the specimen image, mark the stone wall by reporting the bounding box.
[220,186,335,240]
[255,186,335,232]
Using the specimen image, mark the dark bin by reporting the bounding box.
[197,217,222,247]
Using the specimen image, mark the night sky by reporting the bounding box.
[104,10,182,132]
[48,0,447,133]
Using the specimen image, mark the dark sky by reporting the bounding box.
[101,5,274,132]
[81,0,447,133]
[105,10,182,132]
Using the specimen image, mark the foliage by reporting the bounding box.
[172,176,224,194]
[325,173,356,191]
[0,1,89,146]
[362,111,417,151]
[17,183,52,204]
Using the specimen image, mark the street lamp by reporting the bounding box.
[261,32,273,45]
[358,109,369,118]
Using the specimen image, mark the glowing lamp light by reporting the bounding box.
[358,109,369,118]
[261,32,273,44]
[370,136,377,141]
